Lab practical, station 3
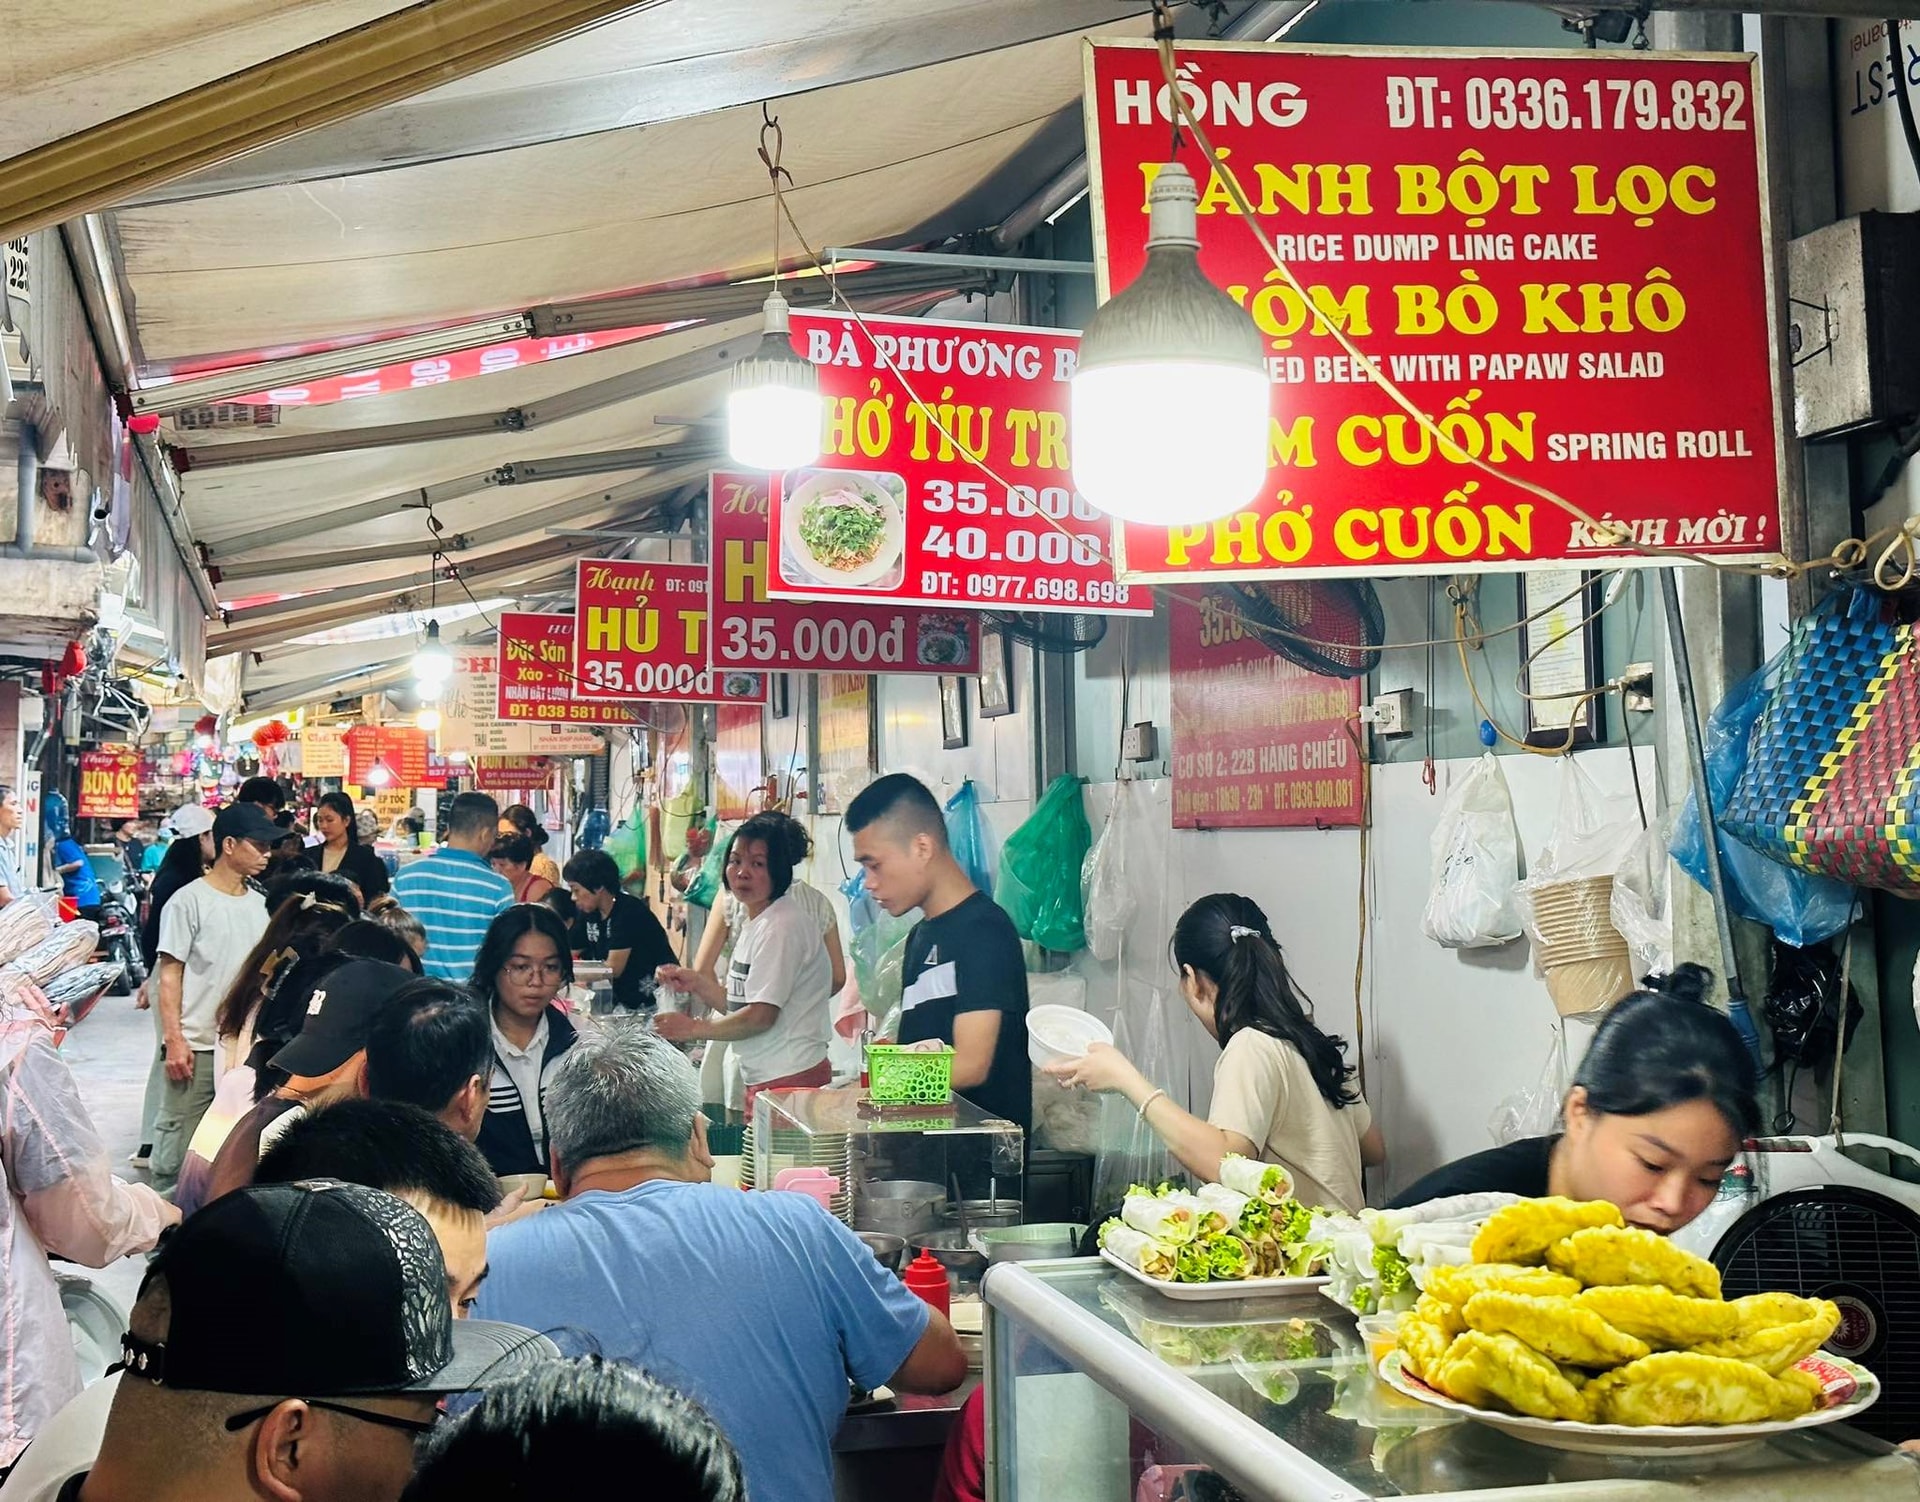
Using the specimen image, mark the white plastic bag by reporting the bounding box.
[1081,783,1139,963]
[1610,809,1674,979]
[1421,754,1522,948]
[1488,1025,1572,1146]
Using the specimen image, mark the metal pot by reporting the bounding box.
[854,1180,946,1238]
[857,1232,907,1274]
[940,1198,1024,1233]
[908,1230,989,1289]
[970,1222,1087,1264]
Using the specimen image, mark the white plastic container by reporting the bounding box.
[1026,1004,1114,1070]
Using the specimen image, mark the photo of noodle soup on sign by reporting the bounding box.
[780,469,907,591]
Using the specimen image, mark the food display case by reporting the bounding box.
[982,1260,1920,1502]
[749,1085,1025,1235]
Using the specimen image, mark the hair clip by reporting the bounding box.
[1228,925,1258,942]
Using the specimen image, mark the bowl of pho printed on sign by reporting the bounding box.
[782,469,907,590]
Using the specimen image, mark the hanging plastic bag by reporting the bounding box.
[996,775,1093,953]
[1488,1025,1572,1146]
[851,908,917,1024]
[1080,786,1137,964]
[944,780,994,897]
[1610,809,1674,978]
[681,817,727,909]
[1090,999,1181,1210]
[1672,660,1855,948]
[604,804,647,885]
[1421,754,1521,949]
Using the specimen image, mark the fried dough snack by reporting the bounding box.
[1423,1262,1581,1311]
[1434,1331,1590,1422]
[1696,1301,1841,1375]
[1413,1293,1464,1338]
[1586,1352,1815,1426]
[1575,1285,1743,1349]
[1463,1291,1650,1369]
[1471,1197,1625,1266]
[1395,1314,1455,1383]
[1544,1225,1722,1299]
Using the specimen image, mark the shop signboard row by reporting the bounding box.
[1083,41,1781,579]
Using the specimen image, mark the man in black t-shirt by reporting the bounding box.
[847,774,1030,1132]
[563,849,677,1010]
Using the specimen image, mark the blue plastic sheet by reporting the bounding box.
[944,780,994,897]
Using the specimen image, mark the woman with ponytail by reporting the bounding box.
[1046,893,1383,1211]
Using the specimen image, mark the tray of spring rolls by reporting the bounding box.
[1362,1196,1879,1455]
[1097,1156,1334,1299]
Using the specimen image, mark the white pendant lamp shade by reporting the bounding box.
[1071,162,1272,527]
[728,289,823,472]
[412,619,453,689]
[416,707,442,734]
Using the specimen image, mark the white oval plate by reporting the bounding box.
[780,469,906,589]
[1379,1350,1881,1456]
[1100,1247,1330,1301]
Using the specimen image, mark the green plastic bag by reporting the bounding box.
[996,775,1092,952]
[683,818,728,909]
[605,806,647,884]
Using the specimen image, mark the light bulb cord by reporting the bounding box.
[759,103,794,287]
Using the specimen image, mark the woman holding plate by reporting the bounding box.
[1047,892,1384,1213]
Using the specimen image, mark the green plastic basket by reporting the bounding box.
[867,1045,955,1105]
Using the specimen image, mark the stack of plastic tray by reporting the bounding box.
[741,1119,853,1225]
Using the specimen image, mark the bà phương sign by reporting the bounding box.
[1084,40,1782,580]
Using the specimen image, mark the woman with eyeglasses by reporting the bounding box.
[469,905,579,1179]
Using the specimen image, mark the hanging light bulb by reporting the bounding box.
[363,760,393,789]
[727,289,822,472]
[412,619,453,690]
[416,707,442,734]
[1071,161,1271,527]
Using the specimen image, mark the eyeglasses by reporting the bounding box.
[502,960,565,981]
[224,1399,441,1437]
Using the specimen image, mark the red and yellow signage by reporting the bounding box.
[496,612,649,725]
[344,726,430,789]
[474,756,556,792]
[709,472,981,675]
[765,311,1151,616]
[78,748,141,820]
[571,561,765,704]
[1085,42,1781,579]
[1170,591,1362,829]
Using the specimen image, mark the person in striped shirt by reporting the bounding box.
[394,793,515,982]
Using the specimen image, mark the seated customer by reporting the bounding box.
[257,1098,501,1318]
[11,1182,550,1502]
[476,1025,966,1502]
[365,979,492,1141]
[402,1357,745,1502]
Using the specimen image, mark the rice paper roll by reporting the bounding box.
[1208,1235,1254,1281]
[1165,1188,1230,1237]
[1362,1192,1521,1245]
[1218,1155,1294,1204]
[1196,1182,1252,1230]
[1103,1224,1176,1278]
[1173,1241,1214,1283]
[1121,1193,1202,1245]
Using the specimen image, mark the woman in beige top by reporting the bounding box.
[1046,892,1384,1212]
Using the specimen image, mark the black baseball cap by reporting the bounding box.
[212,801,282,849]
[268,960,417,1080]
[125,1180,553,1396]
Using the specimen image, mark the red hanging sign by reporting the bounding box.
[708,472,981,675]
[765,311,1152,616]
[473,756,556,791]
[344,726,431,789]
[77,749,141,820]
[571,561,766,704]
[1085,41,1781,580]
[1170,590,1363,829]
[495,612,650,725]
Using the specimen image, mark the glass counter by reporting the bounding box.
[982,1260,1920,1502]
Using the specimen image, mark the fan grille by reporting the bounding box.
[1229,579,1384,680]
[1713,1186,1920,1442]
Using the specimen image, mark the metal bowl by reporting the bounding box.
[857,1232,907,1274]
[855,1179,947,1238]
[908,1230,989,1289]
[971,1222,1087,1264]
[940,1198,1024,1233]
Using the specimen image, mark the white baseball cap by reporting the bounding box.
[165,804,215,838]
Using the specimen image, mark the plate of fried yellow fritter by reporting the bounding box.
[1374,1197,1880,1454]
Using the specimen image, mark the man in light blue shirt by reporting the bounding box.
[476,1025,966,1502]
[394,791,514,982]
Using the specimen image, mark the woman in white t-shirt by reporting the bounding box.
[656,814,833,1111]
[1046,892,1385,1212]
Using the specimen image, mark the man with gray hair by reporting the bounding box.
[475,1022,964,1502]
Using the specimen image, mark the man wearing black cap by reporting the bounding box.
[150,802,277,1197]
[183,960,421,1215]
[7,1181,552,1502]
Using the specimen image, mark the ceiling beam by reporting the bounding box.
[202,441,713,562]
[0,0,666,242]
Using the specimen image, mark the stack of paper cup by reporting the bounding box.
[1529,875,1635,1020]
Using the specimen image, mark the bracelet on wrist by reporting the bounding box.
[1137,1087,1168,1120]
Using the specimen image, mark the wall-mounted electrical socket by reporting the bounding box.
[1366,689,1416,739]
[1122,721,1158,763]
[1621,660,1655,714]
